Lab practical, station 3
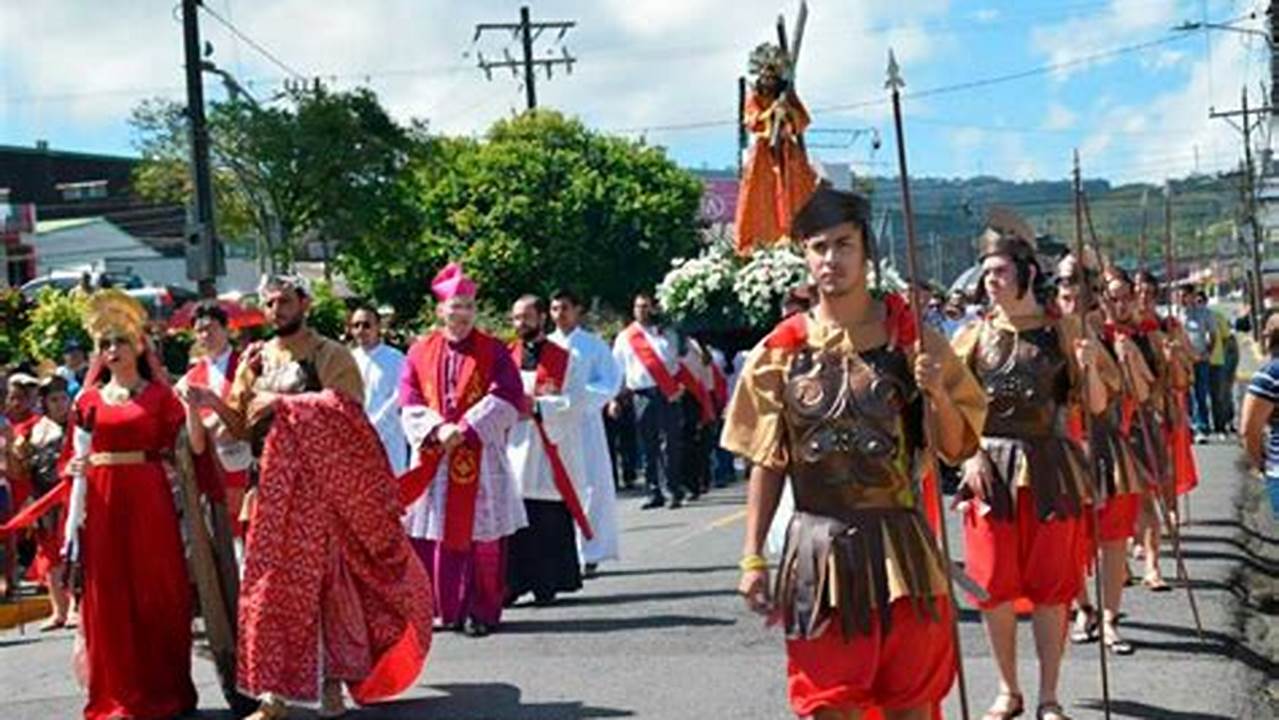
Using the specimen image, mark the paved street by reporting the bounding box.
[0,442,1271,719]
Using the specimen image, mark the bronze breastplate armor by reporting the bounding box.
[974,322,1070,438]
[782,344,922,514]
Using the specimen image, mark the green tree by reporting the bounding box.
[20,289,90,364]
[337,110,703,318]
[130,85,425,270]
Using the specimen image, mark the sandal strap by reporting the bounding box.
[1036,702,1071,720]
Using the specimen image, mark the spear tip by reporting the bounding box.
[885,49,904,91]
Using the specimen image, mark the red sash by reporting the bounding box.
[625,323,681,400]
[398,331,495,551]
[711,362,729,412]
[676,364,715,425]
[183,351,245,501]
[510,341,593,540]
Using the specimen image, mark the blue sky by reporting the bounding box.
[0,1,1268,183]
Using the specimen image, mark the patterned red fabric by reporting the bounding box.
[237,391,433,705]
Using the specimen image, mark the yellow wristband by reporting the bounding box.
[739,554,769,572]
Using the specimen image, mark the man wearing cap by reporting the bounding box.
[349,304,410,475]
[399,263,527,637]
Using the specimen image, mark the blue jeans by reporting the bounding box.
[1189,361,1212,435]
[1267,476,1279,519]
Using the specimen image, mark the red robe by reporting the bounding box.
[237,391,433,705]
[76,384,197,720]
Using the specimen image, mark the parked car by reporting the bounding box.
[18,271,193,321]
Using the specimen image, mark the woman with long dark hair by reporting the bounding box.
[62,290,197,719]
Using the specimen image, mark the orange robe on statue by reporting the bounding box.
[734,90,819,254]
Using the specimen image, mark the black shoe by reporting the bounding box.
[463,618,493,637]
[668,497,684,510]
[583,563,599,579]
[533,592,556,607]
[641,498,664,510]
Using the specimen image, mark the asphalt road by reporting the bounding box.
[0,441,1269,719]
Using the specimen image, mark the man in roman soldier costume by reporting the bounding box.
[724,185,987,720]
[952,209,1113,720]
[191,275,433,720]
[734,39,819,253]
[399,263,527,637]
[1056,258,1150,656]
[505,294,593,605]
[1133,270,1196,587]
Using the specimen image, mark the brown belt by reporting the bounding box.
[88,451,153,467]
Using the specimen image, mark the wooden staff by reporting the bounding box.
[1083,189,1204,641]
[1073,151,1113,720]
[887,50,970,720]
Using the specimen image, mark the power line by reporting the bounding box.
[474,6,577,111]
[198,2,306,81]
[610,31,1198,134]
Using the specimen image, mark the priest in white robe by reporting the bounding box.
[549,290,623,576]
[505,294,593,605]
[349,305,410,475]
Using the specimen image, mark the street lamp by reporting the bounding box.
[1172,17,1273,48]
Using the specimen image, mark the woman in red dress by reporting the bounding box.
[64,290,197,720]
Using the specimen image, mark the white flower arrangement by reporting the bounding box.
[733,245,810,327]
[655,240,739,327]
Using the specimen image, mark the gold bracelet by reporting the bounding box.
[739,554,769,572]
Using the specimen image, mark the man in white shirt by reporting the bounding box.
[348,305,409,475]
[611,293,686,510]
[549,289,622,576]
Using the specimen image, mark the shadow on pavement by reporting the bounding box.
[547,588,739,607]
[1192,518,1279,547]
[352,682,634,719]
[1122,619,1279,677]
[596,564,736,578]
[1076,698,1235,719]
[498,614,735,635]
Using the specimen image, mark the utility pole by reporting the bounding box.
[1210,87,1270,341]
[181,0,221,298]
[475,6,576,111]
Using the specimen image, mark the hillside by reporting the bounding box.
[861,172,1243,285]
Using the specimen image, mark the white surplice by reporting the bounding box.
[506,341,589,503]
[551,326,622,564]
[353,343,411,476]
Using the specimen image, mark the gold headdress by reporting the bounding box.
[979,206,1038,261]
[85,289,147,343]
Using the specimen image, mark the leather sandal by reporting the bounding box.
[319,680,348,718]
[243,697,288,720]
[1069,606,1098,644]
[1142,573,1172,592]
[1036,701,1072,720]
[981,692,1025,720]
[1103,623,1135,655]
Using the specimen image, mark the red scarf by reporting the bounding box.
[509,340,593,539]
[624,323,681,399]
[398,331,497,551]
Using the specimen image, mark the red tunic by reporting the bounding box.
[77,384,197,720]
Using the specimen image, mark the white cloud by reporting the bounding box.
[1029,0,1182,81]
[1076,32,1255,182]
[1043,103,1076,131]
[0,0,955,166]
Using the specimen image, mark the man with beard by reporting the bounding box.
[505,295,592,605]
[191,275,432,720]
[399,263,527,638]
[548,289,622,577]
